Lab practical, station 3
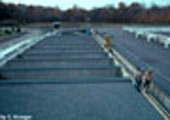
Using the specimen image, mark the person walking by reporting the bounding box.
[105,33,111,49]
[134,67,145,92]
[135,71,143,92]
[143,69,153,93]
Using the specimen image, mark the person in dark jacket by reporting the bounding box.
[143,69,153,90]
[135,71,143,92]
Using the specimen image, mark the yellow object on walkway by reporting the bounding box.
[105,33,112,49]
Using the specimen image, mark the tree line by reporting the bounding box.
[1,1,170,24]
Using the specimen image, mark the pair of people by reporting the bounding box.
[135,69,153,93]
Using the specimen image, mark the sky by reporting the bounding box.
[3,0,170,10]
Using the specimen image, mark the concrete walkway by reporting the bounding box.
[0,29,164,120]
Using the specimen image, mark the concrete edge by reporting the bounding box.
[0,77,131,85]
[0,31,57,68]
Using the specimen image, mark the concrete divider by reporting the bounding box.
[0,31,56,67]
[134,31,158,42]
[150,83,170,115]
[145,33,158,42]
[123,26,170,48]
[135,31,145,39]
[157,35,170,48]
[92,29,170,118]
[123,26,170,33]
[123,27,136,33]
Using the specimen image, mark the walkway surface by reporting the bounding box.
[0,29,163,120]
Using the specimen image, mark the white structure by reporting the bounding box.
[123,26,170,48]
[135,31,145,39]
[157,35,170,48]
[145,33,158,42]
